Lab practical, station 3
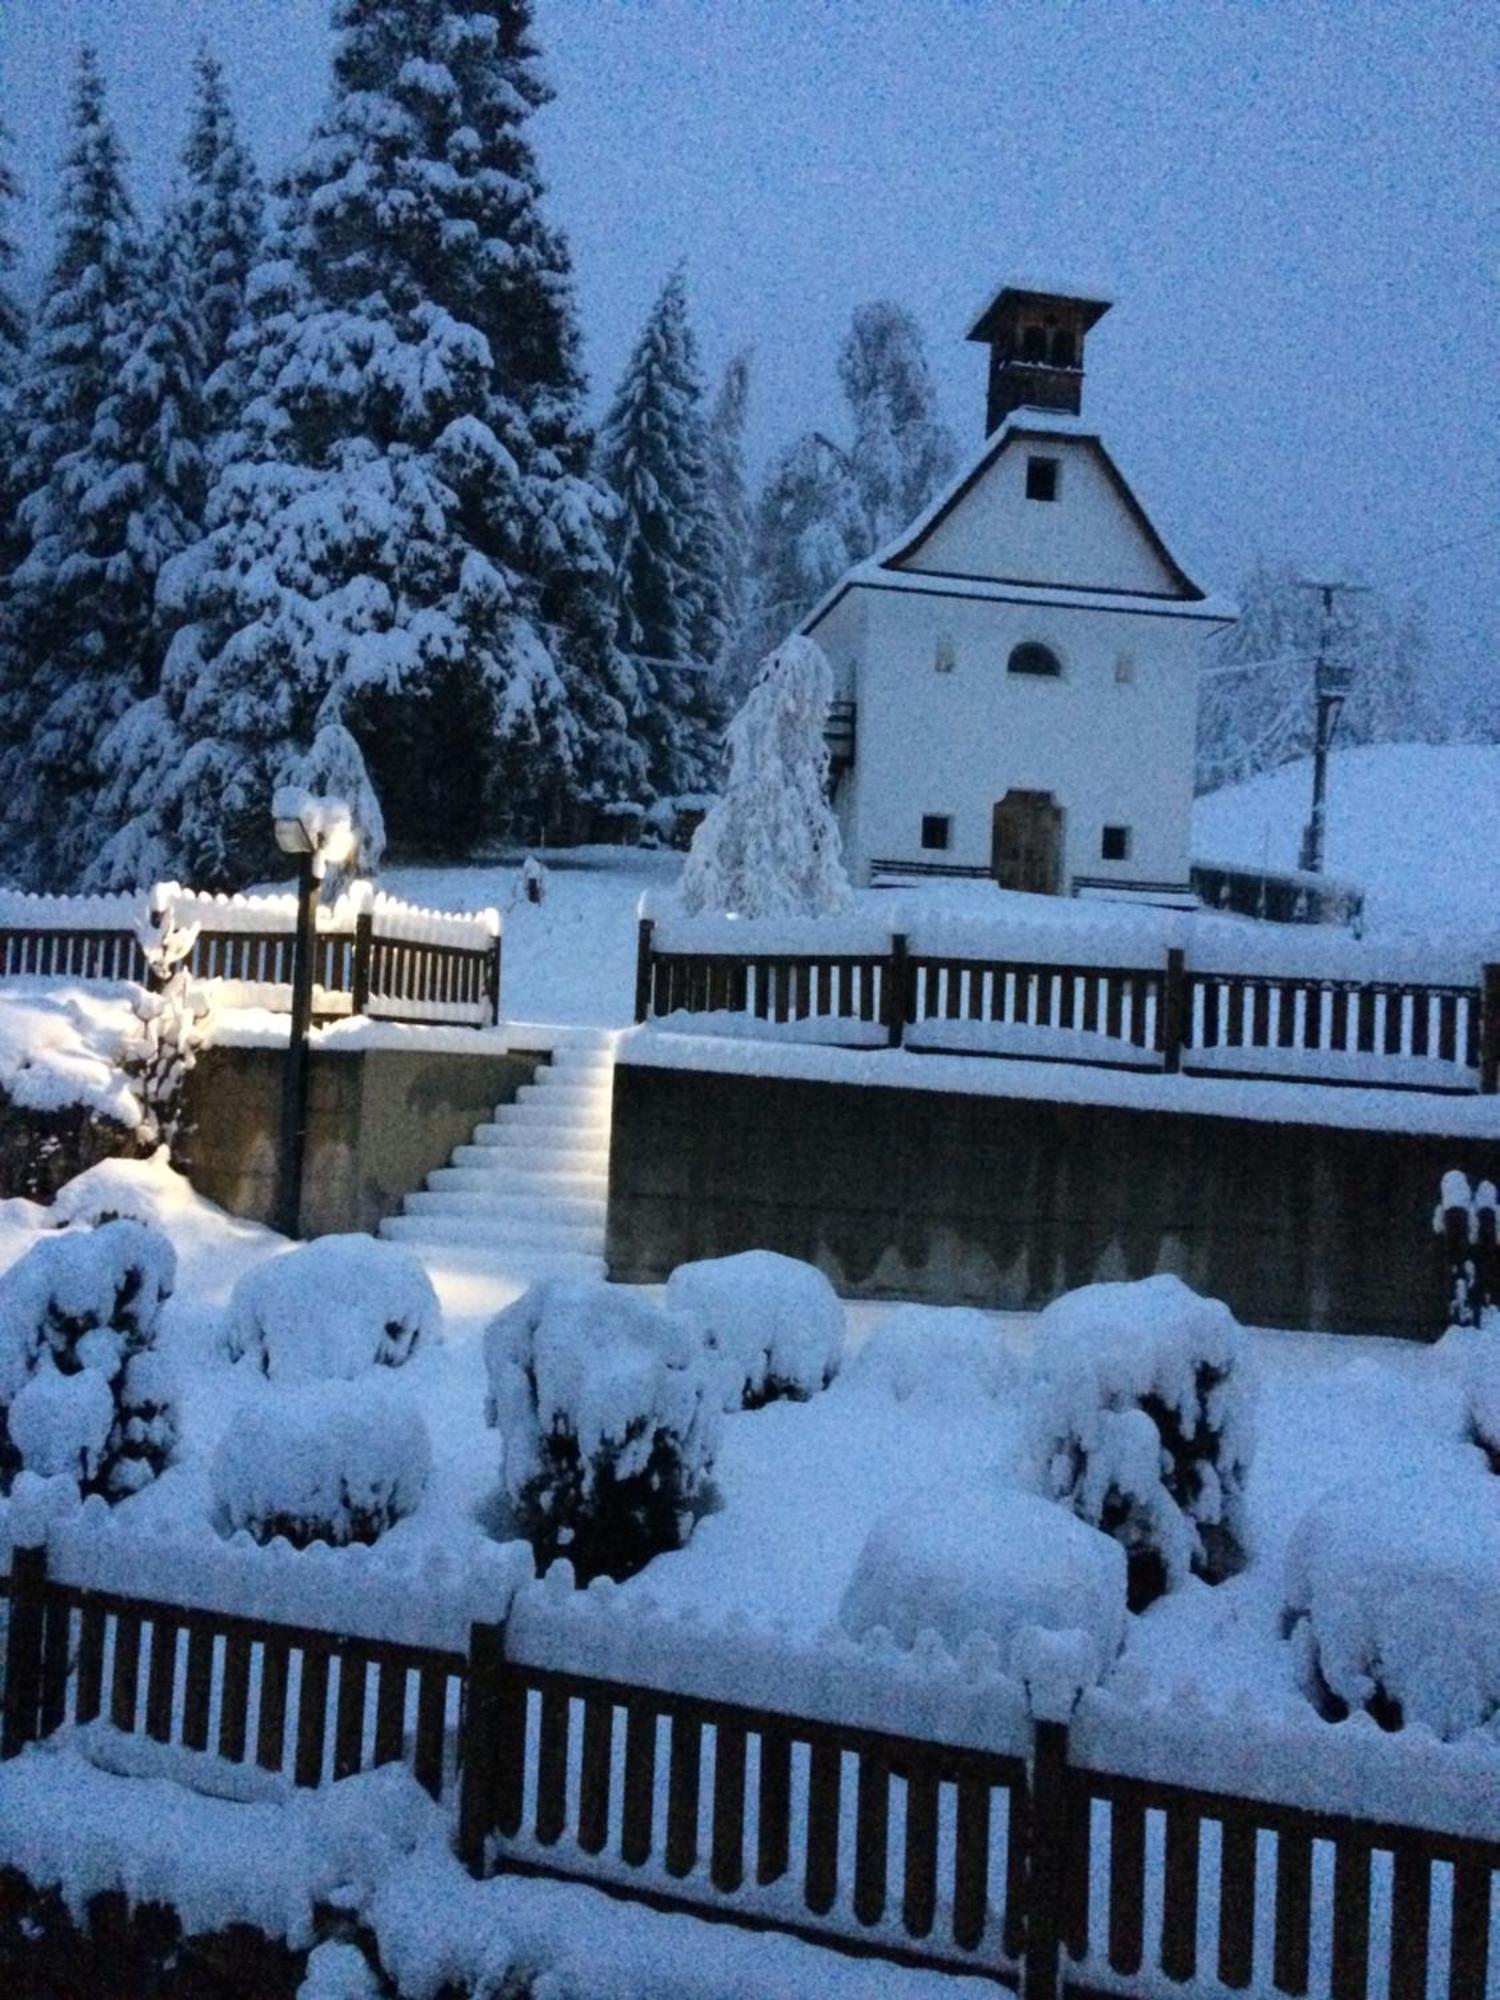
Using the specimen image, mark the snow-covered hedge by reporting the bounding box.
[211,1379,432,1548]
[665,1250,845,1409]
[484,1279,721,1581]
[1284,1469,1500,1739]
[1026,1275,1254,1609]
[839,1487,1126,1705]
[222,1236,441,1383]
[841,1304,1022,1406]
[0,1220,179,1500]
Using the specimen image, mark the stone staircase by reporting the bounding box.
[379,1033,616,1278]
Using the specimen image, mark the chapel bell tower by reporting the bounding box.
[966,284,1113,436]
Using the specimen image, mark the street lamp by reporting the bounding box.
[271,793,357,1237]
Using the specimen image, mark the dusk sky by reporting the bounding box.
[3,0,1494,708]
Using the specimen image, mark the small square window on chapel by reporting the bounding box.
[1101,825,1131,862]
[921,815,951,852]
[1025,455,1059,502]
[1114,651,1136,684]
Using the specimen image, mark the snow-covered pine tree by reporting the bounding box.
[707,347,756,699]
[0,120,27,415]
[45,217,208,888]
[152,0,634,883]
[598,266,729,800]
[741,430,866,666]
[679,635,852,919]
[174,47,264,404]
[0,119,31,582]
[839,301,956,553]
[0,49,144,887]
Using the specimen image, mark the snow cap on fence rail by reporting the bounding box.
[648,909,891,957]
[0,889,151,932]
[369,889,499,948]
[2,1484,533,1650]
[505,1564,1033,1757]
[1072,1671,1500,1846]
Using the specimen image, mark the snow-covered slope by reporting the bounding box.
[1193,743,1500,935]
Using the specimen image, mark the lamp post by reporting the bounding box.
[272,799,356,1238]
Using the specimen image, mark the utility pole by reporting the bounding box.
[1296,580,1369,873]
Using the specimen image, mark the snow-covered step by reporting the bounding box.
[384,1039,619,1278]
[403,1190,607,1229]
[426,1165,606,1197]
[382,1213,603,1255]
[494,1101,611,1134]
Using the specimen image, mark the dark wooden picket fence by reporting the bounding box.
[0,892,502,1028]
[5,1535,1497,1998]
[635,918,1500,1094]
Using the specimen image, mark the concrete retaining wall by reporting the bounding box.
[605,1060,1468,1335]
[184,1043,543,1237]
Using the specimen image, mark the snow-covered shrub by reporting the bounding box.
[678,635,853,919]
[841,1304,1022,1406]
[222,1235,441,1383]
[1025,1275,1254,1610]
[0,1219,179,1498]
[665,1249,845,1410]
[119,901,210,1155]
[1284,1469,1500,1738]
[484,1279,721,1582]
[1435,1171,1498,1330]
[211,1378,431,1548]
[840,1486,1126,1695]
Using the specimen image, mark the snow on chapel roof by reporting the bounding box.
[802,411,1236,635]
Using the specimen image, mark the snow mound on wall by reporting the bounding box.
[0,982,142,1129]
[211,1378,432,1548]
[1284,1467,1500,1740]
[222,1235,441,1382]
[841,1304,1021,1406]
[665,1249,845,1408]
[839,1485,1126,1699]
[1026,1274,1254,1596]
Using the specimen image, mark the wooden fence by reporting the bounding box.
[635,919,1500,1095]
[4,1536,1497,1998]
[0,893,502,1028]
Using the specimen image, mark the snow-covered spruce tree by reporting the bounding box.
[174,46,264,408]
[707,347,756,698]
[839,300,956,554]
[151,0,637,882]
[0,118,27,437]
[679,634,852,918]
[598,266,729,800]
[0,50,144,888]
[741,430,867,665]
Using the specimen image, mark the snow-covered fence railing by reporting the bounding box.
[1192,857,1365,930]
[4,1520,1498,1998]
[0,1495,528,1798]
[0,885,502,1027]
[635,912,1500,1092]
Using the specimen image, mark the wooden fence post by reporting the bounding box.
[1022,1717,1074,2000]
[488,931,504,1026]
[457,1619,506,1876]
[634,917,656,1025]
[351,910,374,1016]
[885,933,909,1049]
[1161,946,1187,1074]
[1,1538,48,1759]
[1481,963,1500,1094]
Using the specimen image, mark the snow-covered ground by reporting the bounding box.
[1193,740,1500,935]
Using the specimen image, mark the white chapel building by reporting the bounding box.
[804,284,1234,899]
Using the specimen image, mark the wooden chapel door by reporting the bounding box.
[991,791,1064,894]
